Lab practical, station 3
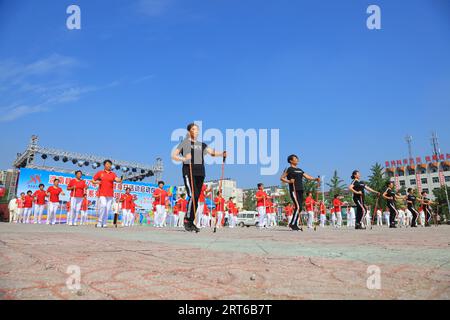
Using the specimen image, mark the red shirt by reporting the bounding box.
[121,193,134,210]
[131,201,136,214]
[173,205,179,215]
[333,199,343,213]
[214,197,225,212]
[153,188,168,206]
[284,206,293,216]
[66,202,71,211]
[47,186,63,203]
[232,207,239,216]
[320,203,326,215]
[68,179,87,198]
[81,198,90,211]
[33,190,47,205]
[203,204,210,216]
[24,195,34,208]
[227,200,235,213]
[17,198,25,209]
[93,170,117,197]
[305,196,316,212]
[199,185,207,203]
[177,198,188,212]
[256,190,267,208]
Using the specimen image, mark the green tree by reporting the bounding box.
[367,163,390,210]
[433,185,450,222]
[243,189,256,211]
[326,170,346,200]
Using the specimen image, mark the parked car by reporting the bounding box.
[236,211,259,227]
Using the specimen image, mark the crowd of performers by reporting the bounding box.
[6,122,441,232]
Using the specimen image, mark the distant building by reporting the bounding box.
[384,153,450,200]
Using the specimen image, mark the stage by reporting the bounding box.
[0,224,449,300]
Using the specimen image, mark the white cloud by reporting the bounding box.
[136,0,172,17]
[0,54,115,122]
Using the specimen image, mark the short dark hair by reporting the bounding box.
[125,188,131,191]
[334,194,339,199]
[257,183,263,188]
[39,184,45,188]
[104,159,113,165]
[75,170,82,176]
[54,178,60,183]
[158,181,165,186]
[181,193,186,198]
[407,188,412,193]
[287,154,298,164]
[187,123,198,131]
[20,192,25,195]
[351,170,359,180]
[27,190,32,194]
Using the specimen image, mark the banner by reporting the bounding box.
[16,168,176,225]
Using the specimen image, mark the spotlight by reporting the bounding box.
[53,156,60,161]
[72,159,78,165]
[121,167,129,173]
[41,154,48,160]
[92,162,100,169]
[141,169,145,174]
[62,157,68,163]
[132,168,137,173]
[115,165,121,171]
[77,160,84,167]
[84,161,89,166]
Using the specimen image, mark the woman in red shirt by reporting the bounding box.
[47,179,64,225]
[33,184,48,224]
[23,190,34,224]
[67,170,87,226]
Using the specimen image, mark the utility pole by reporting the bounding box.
[405,135,413,160]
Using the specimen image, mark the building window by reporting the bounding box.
[410,179,416,185]
[432,177,440,184]
[408,170,415,175]
[420,169,426,174]
[422,188,429,194]
[446,176,450,182]
[421,178,428,184]
[400,180,406,186]
[398,171,404,176]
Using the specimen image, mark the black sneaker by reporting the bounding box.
[191,224,201,233]
[184,222,193,232]
[389,225,397,229]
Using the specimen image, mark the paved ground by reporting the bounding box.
[0,223,449,300]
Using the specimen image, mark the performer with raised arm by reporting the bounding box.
[406,188,420,228]
[171,123,226,233]
[349,170,380,230]
[280,154,320,232]
[382,181,403,229]
[420,191,434,227]
[92,160,123,228]
[33,184,47,224]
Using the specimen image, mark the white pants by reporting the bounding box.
[98,197,113,227]
[173,214,179,227]
[287,215,292,226]
[336,212,342,228]
[24,208,33,224]
[9,209,18,223]
[257,206,267,228]
[130,212,135,226]
[195,202,205,226]
[267,214,275,227]
[230,215,237,228]
[80,211,88,225]
[384,213,390,227]
[178,212,186,227]
[216,212,223,228]
[377,214,382,226]
[419,212,425,226]
[47,202,60,225]
[122,209,132,227]
[307,211,315,229]
[155,205,166,227]
[365,214,371,228]
[69,197,83,226]
[17,208,24,223]
[320,214,326,227]
[34,204,45,224]
[331,213,337,227]
[201,214,210,228]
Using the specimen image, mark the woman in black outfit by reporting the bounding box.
[172,123,226,233]
[383,181,403,229]
[406,188,420,228]
[349,170,380,230]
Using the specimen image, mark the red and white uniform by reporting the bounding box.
[214,196,225,228]
[255,190,268,228]
[176,198,188,228]
[33,189,47,224]
[80,198,90,225]
[304,196,317,229]
[153,188,169,228]
[201,204,211,228]
[121,193,134,227]
[67,178,87,226]
[93,170,117,227]
[266,200,276,227]
[23,195,34,224]
[333,198,343,228]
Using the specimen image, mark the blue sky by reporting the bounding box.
[0,0,449,189]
